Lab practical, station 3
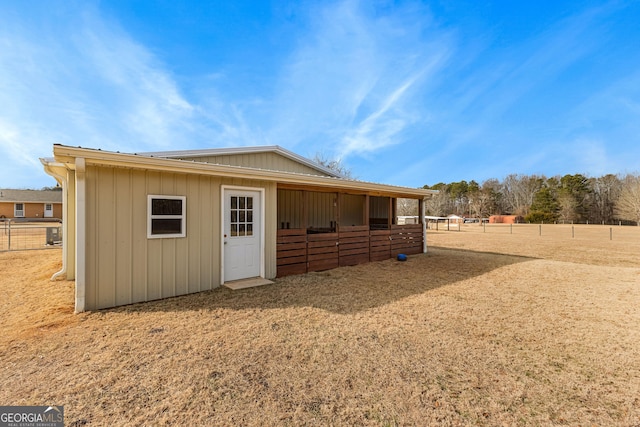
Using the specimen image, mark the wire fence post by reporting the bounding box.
[510,223,512,234]
[572,226,574,238]
[610,227,612,241]
[7,220,11,251]
[539,224,542,236]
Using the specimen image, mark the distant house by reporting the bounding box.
[0,189,62,220]
[42,144,437,312]
[489,215,524,224]
[447,214,463,224]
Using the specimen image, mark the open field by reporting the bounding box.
[1,224,639,426]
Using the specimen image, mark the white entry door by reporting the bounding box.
[44,203,53,218]
[223,188,262,282]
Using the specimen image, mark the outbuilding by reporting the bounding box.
[0,189,62,220]
[42,144,436,312]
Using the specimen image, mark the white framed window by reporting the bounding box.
[147,195,186,239]
[14,203,24,217]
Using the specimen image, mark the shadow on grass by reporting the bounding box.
[103,247,534,316]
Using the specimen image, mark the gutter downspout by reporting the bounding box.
[40,159,67,280]
[75,158,86,313]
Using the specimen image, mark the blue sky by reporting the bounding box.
[1,0,639,189]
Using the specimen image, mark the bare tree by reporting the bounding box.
[469,187,493,220]
[425,191,449,217]
[615,174,640,225]
[396,198,418,216]
[312,152,353,178]
[589,174,622,224]
[557,192,578,223]
[501,174,544,216]
[481,178,505,214]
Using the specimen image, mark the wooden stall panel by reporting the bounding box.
[276,229,307,277]
[339,225,369,266]
[307,232,339,271]
[390,224,423,256]
[369,230,391,261]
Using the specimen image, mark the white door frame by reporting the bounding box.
[220,185,265,284]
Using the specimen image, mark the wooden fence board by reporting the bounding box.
[277,226,423,276]
[308,258,339,271]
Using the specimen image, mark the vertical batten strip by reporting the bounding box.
[75,158,86,313]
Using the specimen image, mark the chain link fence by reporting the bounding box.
[0,219,62,251]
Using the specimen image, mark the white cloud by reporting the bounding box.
[0,3,214,187]
[268,0,451,160]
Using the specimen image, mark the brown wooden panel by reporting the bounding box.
[391,240,421,250]
[391,243,422,251]
[405,246,423,255]
[339,236,369,245]
[391,224,423,232]
[308,245,338,255]
[307,239,339,249]
[277,228,307,236]
[277,263,307,277]
[339,242,369,253]
[277,255,307,266]
[370,252,391,262]
[277,248,306,259]
[392,242,422,254]
[339,247,369,257]
[308,258,339,272]
[370,233,391,240]
[339,253,370,266]
[276,242,307,252]
[308,250,339,261]
[369,240,391,250]
[392,248,421,257]
[340,225,369,232]
[277,235,307,244]
[370,241,390,250]
[339,230,370,239]
[307,232,339,242]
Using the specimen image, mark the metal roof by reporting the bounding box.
[45,144,437,199]
[138,145,344,178]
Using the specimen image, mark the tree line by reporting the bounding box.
[423,173,640,225]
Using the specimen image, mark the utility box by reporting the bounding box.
[46,227,62,245]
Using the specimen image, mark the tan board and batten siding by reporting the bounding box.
[84,164,277,310]
[175,152,327,176]
[42,144,436,312]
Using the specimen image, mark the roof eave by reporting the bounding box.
[52,145,435,198]
[138,145,343,179]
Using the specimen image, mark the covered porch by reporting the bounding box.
[276,185,427,277]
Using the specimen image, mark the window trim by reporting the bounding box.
[14,203,25,218]
[147,195,186,239]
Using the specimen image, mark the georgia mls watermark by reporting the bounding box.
[0,406,64,427]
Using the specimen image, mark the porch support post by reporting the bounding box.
[421,197,427,254]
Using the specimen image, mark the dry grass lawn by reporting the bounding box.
[1,224,639,426]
